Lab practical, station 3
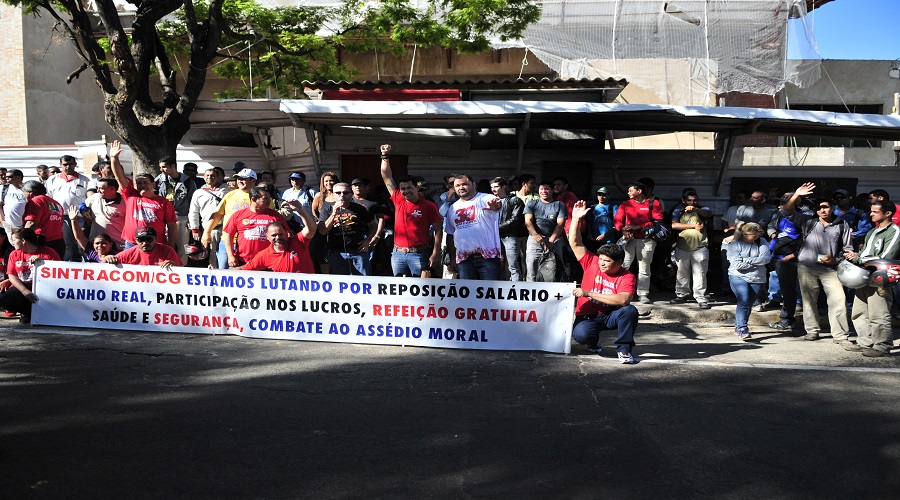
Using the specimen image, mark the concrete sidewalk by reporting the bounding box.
[577,290,900,369]
[2,290,897,370]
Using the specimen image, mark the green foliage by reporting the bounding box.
[6,0,540,99]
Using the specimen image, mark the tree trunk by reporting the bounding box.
[104,96,191,176]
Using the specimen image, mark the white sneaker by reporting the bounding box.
[617,351,635,364]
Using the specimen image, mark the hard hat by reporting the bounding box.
[837,260,871,289]
[864,259,900,287]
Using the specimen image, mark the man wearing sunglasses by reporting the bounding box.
[780,184,854,342]
[319,182,376,275]
[103,226,181,268]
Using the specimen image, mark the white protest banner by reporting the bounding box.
[33,262,575,353]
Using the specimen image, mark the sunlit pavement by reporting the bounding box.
[1,310,898,498]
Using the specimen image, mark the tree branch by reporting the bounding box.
[66,63,89,84]
[221,21,260,42]
[153,31,180,107]
[38,0,116,93]
[182,0,199,42]
[179,0,225,115]
[92,0,138,98]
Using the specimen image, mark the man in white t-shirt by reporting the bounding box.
[0,169,27,234]
[46,155,91,261]
[444,174,503,280]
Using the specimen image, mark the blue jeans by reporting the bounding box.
[729,275,763,330]
[329,250,371,276]
[501,236,525,281]
[767,269,781,303]
[457,255,502,281]
[572,305,639,353]
[391,250,429,277]
[216,239,229,269]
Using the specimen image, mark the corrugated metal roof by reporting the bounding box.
[278,100,900,141]
[301,77,626,91]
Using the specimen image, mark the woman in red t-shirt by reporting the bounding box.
[0,228,60,324]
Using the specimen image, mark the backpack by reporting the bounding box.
[642,196,671,243]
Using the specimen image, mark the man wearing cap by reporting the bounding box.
[108,141,178,249]
[569,200,639,364]
[319,182,377,276]
[828,188,870,251]
[202,168,272,268]
[587,187,618,252]
[189,167,230,268]
[46,154,91,261]
[380,145,443,277]
[222,186,288,267]
[155,156,198,263]
[282,172,318,229]
[103,226,181,268]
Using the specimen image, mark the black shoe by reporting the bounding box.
[18,315,31,325]
[698,302,712,310]
[669,296,689,304]
[768,319,793,331]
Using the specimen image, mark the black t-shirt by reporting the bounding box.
[319,201,373,251]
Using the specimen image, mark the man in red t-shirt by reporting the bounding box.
[613,180,664,304]
[108,140,178,247]
[105,226,182,268]
[379,144,443,277]
[21,180,66,259]
[223,186,287,267]
[569,200,639,364]
[241,217,316,274]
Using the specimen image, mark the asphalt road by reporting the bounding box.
[1,319,899,499]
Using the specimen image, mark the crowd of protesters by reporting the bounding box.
[0,143,896,361]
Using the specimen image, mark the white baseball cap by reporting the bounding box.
[235,168,257,180]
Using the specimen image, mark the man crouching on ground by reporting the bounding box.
[569,200,638,364]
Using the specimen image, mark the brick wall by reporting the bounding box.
[0,5,27,145]
[717,92,780,147]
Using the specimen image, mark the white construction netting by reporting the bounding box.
[257,0,824,105]
[506,0,822,105]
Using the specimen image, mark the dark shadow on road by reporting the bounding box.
[0,328,899,498]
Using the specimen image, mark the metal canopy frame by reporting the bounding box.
[190,99,900,194]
